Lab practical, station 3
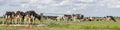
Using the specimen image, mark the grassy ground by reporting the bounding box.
[0,18,120,30]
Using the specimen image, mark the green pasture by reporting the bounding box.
[0,18,120,30]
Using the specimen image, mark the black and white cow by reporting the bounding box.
[105,16,116,22]
[4,11,15,24]
[15,11,25,24]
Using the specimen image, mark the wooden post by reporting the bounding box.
[40,13,44,22]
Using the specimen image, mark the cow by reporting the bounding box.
[43,15,58,21]
[24,10,41,24]
[24,11,34,24]
[86,16,95,21]
[4,11,15,24]
[4,11,11,24]
[14,11,25,24]
[56,16,64,21]
[10,11,16,24]
[63,14,72,21]
[71,14,84,22]
[105,16,116,22]
[71,14,77,22]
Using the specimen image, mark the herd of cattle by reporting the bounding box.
[3,10,116,24]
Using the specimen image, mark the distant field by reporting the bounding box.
[0,18,120,30]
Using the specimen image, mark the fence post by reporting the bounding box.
[40,13,44,22]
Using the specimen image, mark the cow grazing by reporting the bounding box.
[105,16,116,22]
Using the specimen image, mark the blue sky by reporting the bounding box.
[0,0,120,17]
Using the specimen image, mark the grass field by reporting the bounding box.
[0,18,120,30]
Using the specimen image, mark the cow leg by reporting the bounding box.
[5,16,7,24]
[13,16,15,24]
[56,16,62,21]
[19,18,22,24]
[72,17,76,22]
[7,19,11,25]
[32,17,35,24]
[5,17,8,24]
[80,19,85,22]
[10,19,12,24]
[24,18,28,24]
[57,18,60,21]
[9,18,11,24]
[17,19,19,24]
[32,18,35,24]
[15,18,17,24]
[18,19,20,24]
[63,17,67,22]
[11,19,14,24]
[6,20,9,24]
[11,19,13,24]
[6,19,8,24]
[24,18,27,24]
[18,19,21,24]
[73,17,76,22]
[2,19,5,25]
[73,18,76,22]
[28,18,31,24]
[14,18,16,24]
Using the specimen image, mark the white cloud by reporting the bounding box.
[77,0,96,3]
[29,0,39,3]
[74,3,87,10]
[93,10,99,12]
[59,0,70,5]
[37,5,47,9]
[97,0,120,8]
[20,4,29,8]
[107,4,120,8]
[11,0,29,3]
[9,0,89,11]
[29,0,54,4]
